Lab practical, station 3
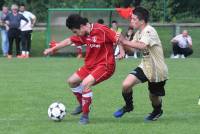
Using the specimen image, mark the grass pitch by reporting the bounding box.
[0,57,199,134]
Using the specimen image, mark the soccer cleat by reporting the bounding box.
[172,54,180,59]
[113,105,133,118]
[144,110,163,121]
[71,105,82,115]
[79,114,89,125]
[180,54,185,59]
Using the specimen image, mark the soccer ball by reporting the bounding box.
[48,102,66,121]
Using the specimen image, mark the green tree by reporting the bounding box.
[169,0,200,22]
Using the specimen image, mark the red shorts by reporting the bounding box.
[76,64,115,85]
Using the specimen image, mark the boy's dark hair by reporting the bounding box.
[112,20,117,24]
[133,7,149,23]
[97,19,104,24]
[83,17,89,23]
[66,14,88,29]
[19,3,25,7]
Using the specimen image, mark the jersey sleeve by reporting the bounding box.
[188,36,192,45]
[173,34,181,41]
[20,14,28,22]
[70,36,84,46]
[4,14,9,21]
[102,26,118,43]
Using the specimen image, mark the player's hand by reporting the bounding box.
[116,54,124,60]
[171,40,178,44]
[116,31,121,41]
[31,24,34,28]
[116,50,126,60]
[43,48,54,55]
[44,40,58,55]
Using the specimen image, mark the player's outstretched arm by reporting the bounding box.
[119,34,147,50]
[43,38,72,55]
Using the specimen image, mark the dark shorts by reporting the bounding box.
[130,67,166,96]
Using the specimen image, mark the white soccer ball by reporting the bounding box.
[48,102,66,121]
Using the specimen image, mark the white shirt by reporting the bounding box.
[172,34,192,48]
[19,11,35,31]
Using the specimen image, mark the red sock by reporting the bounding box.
[82,90,92,115]
[73,92,82,105]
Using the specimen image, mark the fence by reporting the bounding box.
[45,8,200,57]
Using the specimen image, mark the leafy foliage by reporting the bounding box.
[0,0,199,22]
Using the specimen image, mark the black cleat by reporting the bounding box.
[144,110,163,121]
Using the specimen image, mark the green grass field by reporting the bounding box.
[0,57,199,134]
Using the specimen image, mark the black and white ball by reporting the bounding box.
[48,102,66,121]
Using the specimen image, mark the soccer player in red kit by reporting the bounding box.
[44,14,124,125]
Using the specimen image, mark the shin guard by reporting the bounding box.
[82,90,93,115]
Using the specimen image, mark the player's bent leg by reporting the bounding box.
[67,73,82,88]
[114,74,140,118]
[145,94,163,121]
[67,73,83,115]
[79,75,96,125]
[145,81,166,121]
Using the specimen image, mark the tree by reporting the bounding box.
[170,0,200,16]
[169,0,200,22]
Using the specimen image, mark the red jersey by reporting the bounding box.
[70,23,118,68]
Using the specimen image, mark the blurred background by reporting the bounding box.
[0,0,200,57]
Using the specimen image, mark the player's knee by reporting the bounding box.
[67,78,77,87]
[122,81,132,91]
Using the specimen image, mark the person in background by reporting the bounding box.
[111,20,122,33]
[4,4,28,59]
[171,30,193,59]
[0,5,9,57]
[97,19,104,24]
[19,3,36,58]
[110,20,125,58]
[124,27,139,58]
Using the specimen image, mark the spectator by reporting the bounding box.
[97,19,104,24]
[111,20,122,33]
[171,30,193,58]
[19,3,36,58]
[124,27,139,58]
[4,4,28,59]
[110,20,124,58]
[0,5,9,57]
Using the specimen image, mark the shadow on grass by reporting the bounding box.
[63,112,200,125]
[61,114,144,125]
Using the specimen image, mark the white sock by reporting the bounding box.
[22,51,26,55]
[71,85,84,94]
